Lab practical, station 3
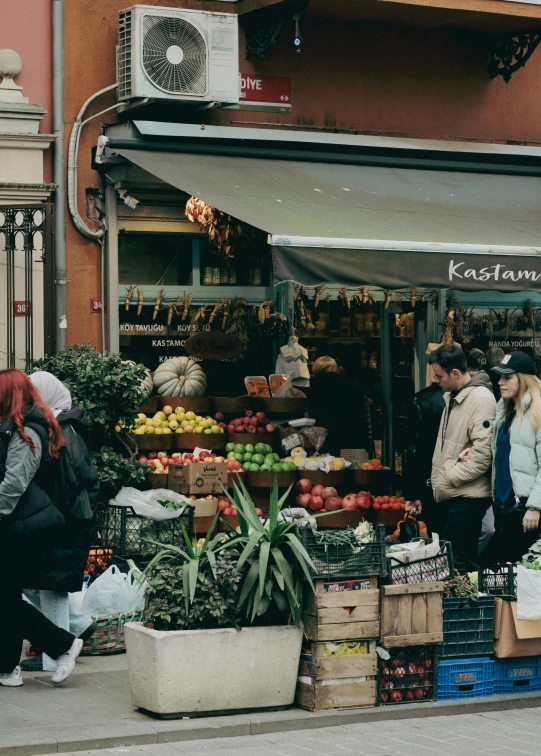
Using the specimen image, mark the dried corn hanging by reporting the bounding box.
[222,299,231,330]
[125,286,136,311]
[182,293,192,321]
[137,289,144,316]
[209,300,223,324]
[152,288,164,321]
[411,287,417,308]
[194,305,209,323]
[314,284,326,308]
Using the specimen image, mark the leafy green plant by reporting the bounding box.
[91,446,148,497]
[144,552,241,631]
[221,476,317,625]
[34,345,148,430]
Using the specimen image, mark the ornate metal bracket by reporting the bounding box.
[242,0,309,63]
[489,31,541,83]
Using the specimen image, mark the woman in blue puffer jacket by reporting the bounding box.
[462,351,541,564]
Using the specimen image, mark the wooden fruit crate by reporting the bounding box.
[380,582,444,647]
[297,639,377,711]
[303,577,380,642]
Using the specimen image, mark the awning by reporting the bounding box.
[114,147,541,291]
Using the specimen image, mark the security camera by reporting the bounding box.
[116,187,139,209]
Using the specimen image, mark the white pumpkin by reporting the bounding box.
[153,357,207,398]
[122,360,153,398]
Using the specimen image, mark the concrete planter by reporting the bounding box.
[125,622,303,718]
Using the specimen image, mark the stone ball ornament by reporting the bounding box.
[0,49,23,80]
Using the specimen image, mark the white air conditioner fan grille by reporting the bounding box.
[142,15,207,95]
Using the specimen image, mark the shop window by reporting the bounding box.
[199,240,271,287]
[118,232,193,286]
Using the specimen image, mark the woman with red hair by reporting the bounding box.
[0,369,83,686]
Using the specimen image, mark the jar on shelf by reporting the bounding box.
[220,268,229,284]
[202,267,212,286]
[252,268,262,286]
[212,267,221,285]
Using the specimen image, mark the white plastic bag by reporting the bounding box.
[517,564,541,619]
[82,565,146,617]
[114,487,192,520]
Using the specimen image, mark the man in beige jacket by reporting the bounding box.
[409,344,496,572]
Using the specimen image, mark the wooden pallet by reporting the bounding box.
[380,581,443,647]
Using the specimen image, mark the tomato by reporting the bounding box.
[372,502,381,510]
[391,502,402,510]
[380,502,390,510]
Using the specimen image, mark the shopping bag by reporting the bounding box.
[82,565,146,616]
[517,564,541,619]
[114,487,191,520]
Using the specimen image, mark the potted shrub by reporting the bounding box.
[125,478,315,717]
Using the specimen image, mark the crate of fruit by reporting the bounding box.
[96,504,194,559]
[494,656,541,694]
[300,524,387,580]
[441,595,495,658]
[297,639,377,711]
[478,564,517,598]
[378,646,437,705]
[437,657,494,700]
[303,577,380,642]
[387,538,454,585]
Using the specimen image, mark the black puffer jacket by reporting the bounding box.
[0,406,99,591]
[402,383,445,502]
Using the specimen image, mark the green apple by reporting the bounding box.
[227,451,236,459]
[255,443,267,455]
[243,452,253,462]
[260,464,272,472]
[265,444,273,455]
[252,453,265,465]
[225,443,235,453]
[242,462,252,472]
[249,463,261,472]
[245,444,255,454]
[234,453,244,462]
[272,463,284,472]
[234,444,246,455]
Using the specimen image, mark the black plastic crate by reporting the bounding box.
[300,524,387,580]
[387,539,454,585]
[441,596,495,658]
[478,564,517,598]
[379,645,438,705]
[96,504,195,559]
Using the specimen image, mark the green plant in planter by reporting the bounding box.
[221,476,317,626]
[91,446,149,497]
[144,552,241,632]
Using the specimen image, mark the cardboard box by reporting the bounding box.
[494,598,541,658]
[168,462,227,495]
[194,498,218,517]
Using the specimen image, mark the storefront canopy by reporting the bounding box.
[114,147,541,291]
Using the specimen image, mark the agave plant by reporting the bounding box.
[142,510,241,613]
[220,475,318,625]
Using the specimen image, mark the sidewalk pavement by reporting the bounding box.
[2,654,541,756]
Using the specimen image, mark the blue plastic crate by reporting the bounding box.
[437,657,494,700]
[494,657,541,694]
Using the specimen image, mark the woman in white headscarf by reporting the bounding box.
[22,372,99,671]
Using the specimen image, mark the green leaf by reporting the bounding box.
[188,558,199,602]
[258,541,270,599]
[270,564,285,591]
[285,532,315,590]
[238,560,260,608]
[271,548,297,600]
[236,529,264,572]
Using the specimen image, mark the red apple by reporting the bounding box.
[248,417,258,427]
[214,456,225,463]
[309,495,324,511]
[247,426,257,433]
[157,451,167,458]
[223,507,236,516]
[218,422,227,430]
[147,452,157,460]
[297,479,313,494]
[324,496,343,511]
[227,458,238,472]
[227,424,236,433]
[233,417,244,426]
[237,425,246,432]
[214,412,224,422]
[390,690,403,702]
[138,455,148,464]
[245,410,254,418]
[311,484,325,497]
[322,486,337,500]
[266,424,275,433]
[342,494,358,511]
[297,493,312,507]
[255,411,266,423]
[204,456,214,462]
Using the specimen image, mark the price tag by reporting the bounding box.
[90,298,102,313]
[282,433,304,451]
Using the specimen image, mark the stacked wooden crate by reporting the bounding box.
[297,577,380,711]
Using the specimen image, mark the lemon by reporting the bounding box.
[137,413,147,422]
[145,425,155,434]
[194,425,204,433]
[162,427,172,434]
[333,458,346,470]
[175,428,184,434]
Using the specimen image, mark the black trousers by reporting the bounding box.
[0,566,75,674]
[441,496,492,573]
[480,508,541,565]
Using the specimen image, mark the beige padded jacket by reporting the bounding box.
[431,372,497,503]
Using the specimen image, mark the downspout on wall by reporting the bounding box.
[52,0,66,351]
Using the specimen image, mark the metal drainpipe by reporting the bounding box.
[52,0,67,352]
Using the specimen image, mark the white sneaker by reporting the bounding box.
[51,639,83,684]
[0,666,23,687]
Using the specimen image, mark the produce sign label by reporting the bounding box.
[282,433,304,451]
[169,462,227,495]
[324,579,372,593]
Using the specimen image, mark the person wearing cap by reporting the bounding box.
[462,351,541,563]
[408,344,497,573]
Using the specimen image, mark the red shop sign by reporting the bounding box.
[13,301,31,316]
[226,74,291,113]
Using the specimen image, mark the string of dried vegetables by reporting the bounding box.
[152,288,164,321]
[125,286,136,311]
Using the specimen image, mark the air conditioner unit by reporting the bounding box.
[118,5,239,105]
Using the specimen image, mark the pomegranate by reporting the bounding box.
[236,425,246,432]
[255,411,266,423]
[245,410,254,418]
[415,688,425,699]
[322,486,337,500]
[297,493,312,507]
[233,417,244,426]
[311,484,325,497]
[248,417,258,427]
[342,493,358,511]
[356,494,372,510]
[324,496,343,511]
[214,412,224,422]
[297,478,313,494]
[390,690,403,702]
[309,495,324,511]
[247,426,257,433]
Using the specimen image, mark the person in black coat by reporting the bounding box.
[0,369,83,687]
[403,382,445,534]
[307,356,372,457]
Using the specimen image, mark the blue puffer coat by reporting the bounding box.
[492,393,541,512]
